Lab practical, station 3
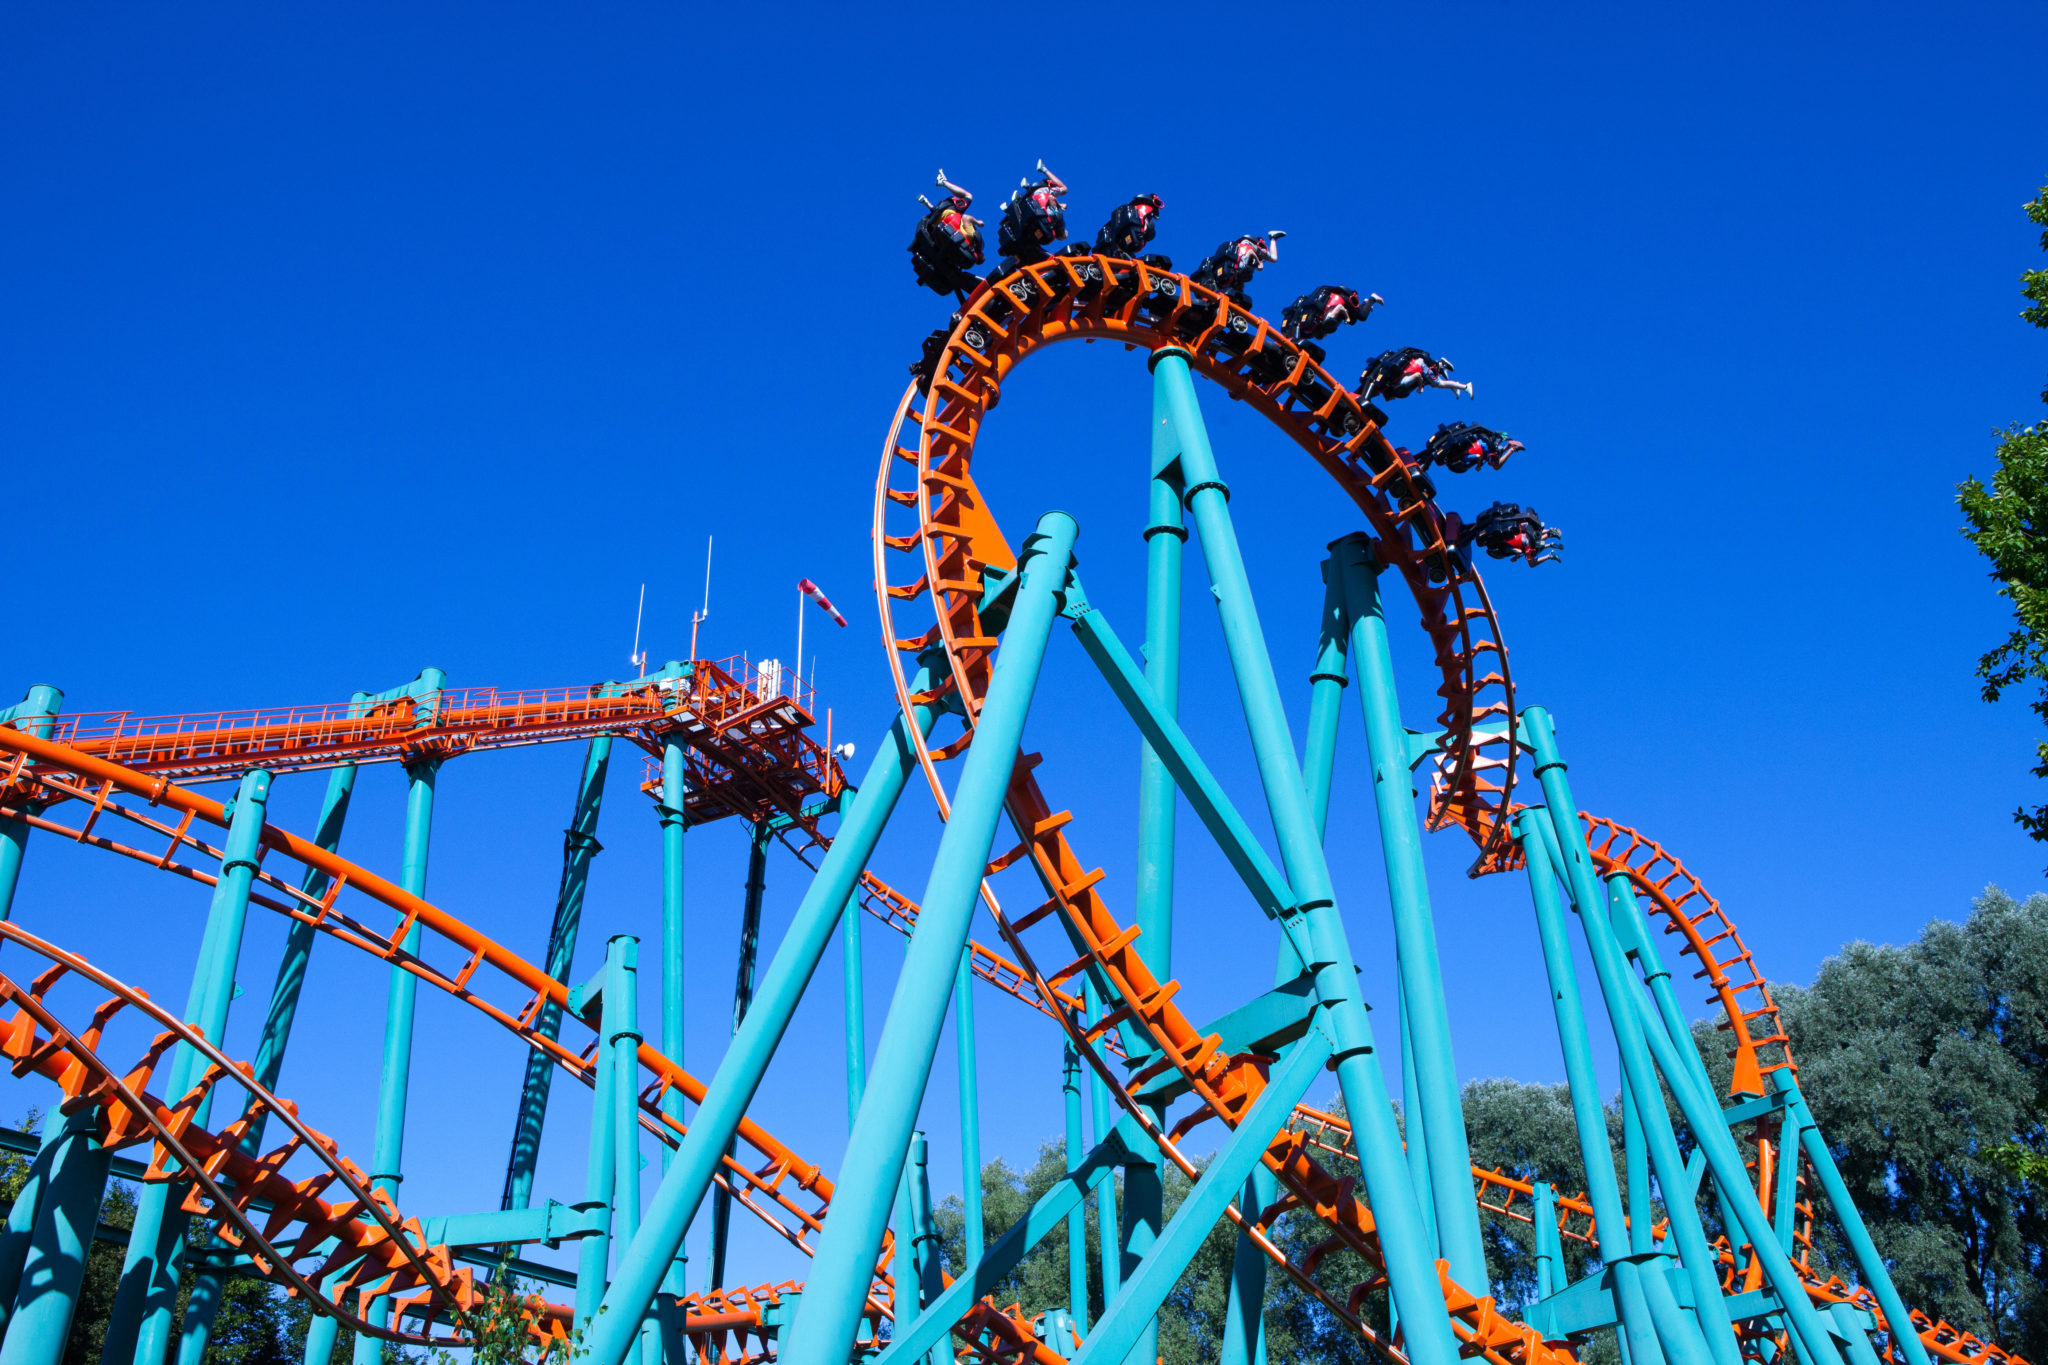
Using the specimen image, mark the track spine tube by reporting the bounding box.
[779,511,1078,1365]
[1515,812,1672,1365]
[1151,350,1462,1365]
[1522,708,1836,1365]
[504,735,614,1213]
[106,766,272,1365]
[1335,532,1488,1289]
[579,667,946,1365]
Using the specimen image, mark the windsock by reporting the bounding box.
[799,578,848,628]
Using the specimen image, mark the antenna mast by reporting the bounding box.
[629,584,647,677]
[689,536,714,662]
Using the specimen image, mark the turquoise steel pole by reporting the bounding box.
[1397,974,1438,1249]
[779,511,1077,1365]
[708,822,770,1293]
[1773,1072,1928,1365]
[1223,576,1349,1365]
[954,949,984,1273]
[602,937,661,1365]
[103,768,272,1365]
[0,1112,112,1365]
[845,893,867,1126]
[574,957,620,1335]
[1151,348,1459,1365]
[353,750,442,1365]
[180,757,362,1365]
[906,1133,943,1315]
[1062,1029,1089,1333]
[659,730,688,1159]
[504,737,613,1211]
[0,690,64,1329]
[1113,361,1187,1365]
[1620,1071,1654,1255]
[1515,813,1673,1365]
[1334,533,1487,1288]
[1086,981,1121,1306]
[1531,1181,1561,1300]
[1829,1305,1887,1365]
[655,730,690,1325]
[578,665,944,1365]
[0,687,61,926]
[1521,711,1837,1365]
[1072,1030,1331,1365]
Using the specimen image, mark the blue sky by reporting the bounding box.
[5,3,2047,1293]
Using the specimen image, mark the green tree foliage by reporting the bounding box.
[1958,178,2048,844]
[1768,888,2048,1358]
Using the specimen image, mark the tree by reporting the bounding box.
[1769,887,2048,1359]
[1958,178,2048,845]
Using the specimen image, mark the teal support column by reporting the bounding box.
[504,737,613,1212]
[1333,533,1487,1289]
[1621,1071,1655,1254]
[0,1112,113,1365]
[1061,1030,1089,1332]
[103,767,272,1365]
[1223,574,1348,1365]
[1113,357,1187,1365]
[0,687,62,925]
[299,1271,345,1365]
[1828,1305,1887,1365]
[905,1134,943,1318]
[653,716,691,1351]
[779,511,1077,1365]
[954,950,984,1273]
[1778,1072,1928,1365]
[578,665,945,1365]
[845,895,867,1126]
[0,672,70,1341]
[659,731,688,1157]
[181,756,363,1365]
[1532,1182,1561,1300]
[1074,1030,1331,1365]
[573,949,621,1335]
[600,937,661,1365]
[1397,974,1439,1245]
[1086,982,1120,1306]
[354,746,443,1365]
[708,821,769,1295]
[1515,814,1670,1365]
[1150,348,1460,1365]
[1522,711,1836,1365]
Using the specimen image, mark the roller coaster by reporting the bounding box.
[0,220,2031,1365]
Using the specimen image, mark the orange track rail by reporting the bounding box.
[871,255,2027,1365]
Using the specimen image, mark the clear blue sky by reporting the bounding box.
[5,3,2046,1292]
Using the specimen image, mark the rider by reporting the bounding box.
[1416,422,1522,473]
[1281,285,1381,343]
[909,169,986,300]
[1463,502,1562,566]
[1191,231,1285,307]
[996,160,1069,272]
[1095,194,1164,258]
[1357,348,1473,402]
